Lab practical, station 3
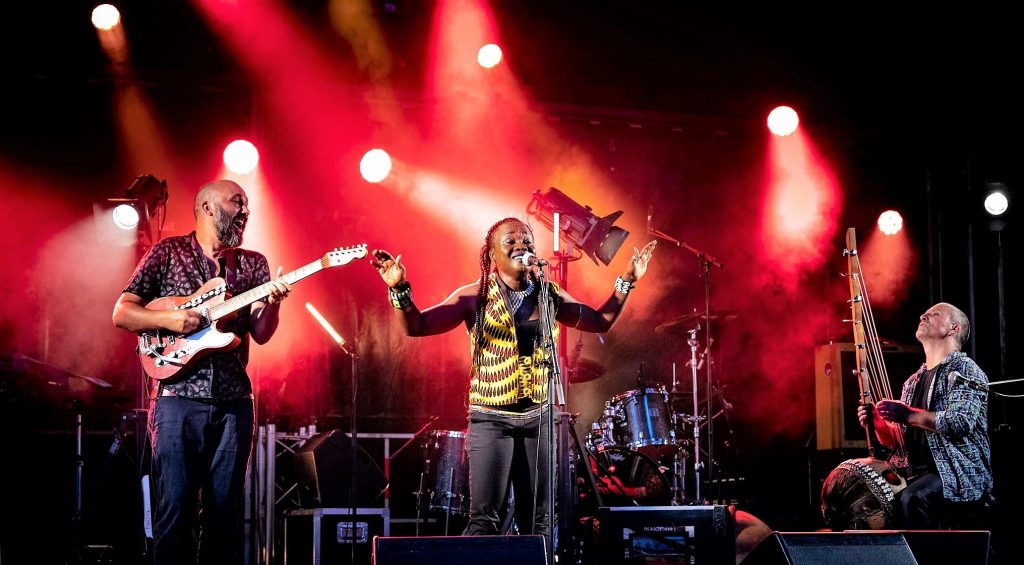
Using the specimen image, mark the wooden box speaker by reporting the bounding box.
[814,342,922,450]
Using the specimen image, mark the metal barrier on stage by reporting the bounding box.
[244,425,414,565]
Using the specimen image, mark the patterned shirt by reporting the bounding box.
[897,351,992,502]
[123,232,270,400]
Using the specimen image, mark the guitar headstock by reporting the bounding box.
[323,244,369,268]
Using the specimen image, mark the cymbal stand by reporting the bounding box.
[686,327,702,502]
[648,216,724,503]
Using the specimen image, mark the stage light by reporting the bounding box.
[95,174,168,247]
[527,187,629,265]
[767,106,799,137]
[223,139,260,175]
[478,43,502,68]
[111,203,140,230]
[984,185,1009,217]
[360,149,392,183]
[877,210,903,235]
[91,4,121,31]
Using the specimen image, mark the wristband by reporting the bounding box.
[388,282,413,309]
[614,276,636,294]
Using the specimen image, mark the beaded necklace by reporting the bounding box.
[507,278,535,314]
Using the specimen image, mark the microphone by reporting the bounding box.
[647,204,653,234]
[516,252,548,267]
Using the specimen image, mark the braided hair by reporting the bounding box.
[472,217,532,353]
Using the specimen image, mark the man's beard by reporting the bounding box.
[214,204,244,248]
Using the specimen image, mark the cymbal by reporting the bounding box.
[655,309,738,334]
[569,358,606,384]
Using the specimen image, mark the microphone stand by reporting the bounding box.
[305,303,358,563]
[535,261,563,565]
[648,219,723,502]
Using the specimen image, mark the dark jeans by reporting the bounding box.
[463,408,555,539]
[897,472,944,529]
[149,396,254,565]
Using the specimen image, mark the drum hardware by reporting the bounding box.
[653,309,738,334]
[415,429,469,535]
[577,446,671,508]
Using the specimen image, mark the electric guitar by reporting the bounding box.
[137,244,367,381]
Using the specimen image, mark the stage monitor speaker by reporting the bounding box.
[598,505,735,564]
[293,429,388,508]
[741,532,917,565]
[372,535,547,565]
[814,342,923,450]
[901,530,991,565]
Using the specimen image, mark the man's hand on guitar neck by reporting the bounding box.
[251,266,290,344]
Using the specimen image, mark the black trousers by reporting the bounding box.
[463,408,555,539]
[897,471,944,529]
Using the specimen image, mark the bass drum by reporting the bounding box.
[577,446,671,509]
[820,457,907,530]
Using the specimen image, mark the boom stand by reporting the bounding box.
[648,223,724,502]
[535,260,564,565]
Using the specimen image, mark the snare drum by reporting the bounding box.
[609,386,677,459]
[423,429,470,516]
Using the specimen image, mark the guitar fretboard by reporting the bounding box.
[208,259,323,320]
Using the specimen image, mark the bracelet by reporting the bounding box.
[388,283,413,309]
[614,276,636,294]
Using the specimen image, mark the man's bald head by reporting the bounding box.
[194,180,243,218]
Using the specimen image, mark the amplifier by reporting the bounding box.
[283,507,389,565]
[598,505,734,564]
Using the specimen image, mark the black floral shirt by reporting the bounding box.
[123,232,270,400]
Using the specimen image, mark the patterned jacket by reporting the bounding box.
[899,351,992,502]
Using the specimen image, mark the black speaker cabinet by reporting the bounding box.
[372,535,547,565]
[901,530,991,565]
[598,505,735,564]
[293,429,388,508]
[742,532,917,564]
[814,342,923,449]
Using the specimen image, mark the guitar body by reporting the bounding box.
[133,244,368,381]
[138,278,242,381]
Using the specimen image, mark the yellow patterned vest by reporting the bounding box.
[468,274,560,406]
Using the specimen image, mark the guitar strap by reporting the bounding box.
[223,248,239,291]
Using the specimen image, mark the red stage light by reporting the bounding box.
[223,139,260,175]
[91,4,121,31]
[767,106,799,137]
[477,43,502,68]
[877,210,903,235]
[360,149,392,183]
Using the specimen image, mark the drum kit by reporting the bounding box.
[411,308,740,533]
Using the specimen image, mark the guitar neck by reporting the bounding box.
[209,259,322,320]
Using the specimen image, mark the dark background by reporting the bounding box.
[2,1,1021,563]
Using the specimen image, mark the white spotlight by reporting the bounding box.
[984,190,1009,217]
[767,106,800,137]
[360,149,393,183]
[478,43,503,69]
[223,140,260,175]
[112,203,140,230]
[91,4,121,31]
[877,210,903,235]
